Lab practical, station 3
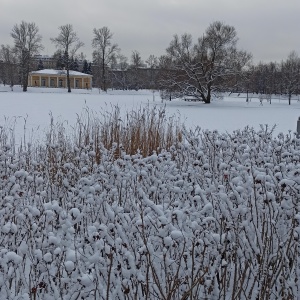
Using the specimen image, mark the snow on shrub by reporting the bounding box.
[0,125,299,299]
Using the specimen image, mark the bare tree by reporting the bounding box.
[11,21,43,92]
[131,50,143,68]
[110,53,129,90]
[257,61,279,104]
[146,54,158,90]
[0,45,18,90]
[280,51,300,105]
[92,26,119,92]
[165,21,252,103]
[158,55,182,100]
[146,54,158,69]
[129,50,144,90]
[51,24,84,92]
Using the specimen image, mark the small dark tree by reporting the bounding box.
[37,59,44,70]
[82,59,88,73]
[87,62,92,75]
[53,50,64,70]
[72,58,79,71]
[57,54,64,69]
[69,56,74,71]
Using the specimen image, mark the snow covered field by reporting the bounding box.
[0,86,300,299]
[0,85,300,141]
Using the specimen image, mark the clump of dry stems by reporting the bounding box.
[46,104,182,162]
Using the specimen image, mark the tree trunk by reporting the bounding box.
[64,50,71,93]
[203,82,212,104]
[22,71,28,92]
[67,68,71,93]
[204,95,211,104]
[102,66,106,92]
[22,60,29,92]
[289,93,291,105]
[102,53,106,92]
[22,80,27,92]
[204,89,211,104]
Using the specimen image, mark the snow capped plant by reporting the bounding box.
[0,115,299,299]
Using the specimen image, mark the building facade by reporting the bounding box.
[28,69,92,89]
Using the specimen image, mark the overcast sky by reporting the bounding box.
[1,0,300,63]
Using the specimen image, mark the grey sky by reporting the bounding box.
[1,0,300,63]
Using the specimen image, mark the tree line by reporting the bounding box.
[0,21,300,104]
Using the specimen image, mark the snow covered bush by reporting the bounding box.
[0,120,299,299]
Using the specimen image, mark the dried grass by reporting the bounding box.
[45,104,183,162]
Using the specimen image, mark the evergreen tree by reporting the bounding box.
[69,56,80,71]
[63,50,69,71]
[56,53,64,70]
[72,58,79,71]
[87,62,92,75]
[69,56,74,70]
[37,59,44,70]
[82,59,88,73]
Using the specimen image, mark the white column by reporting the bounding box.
[82,78,84,89]
[57,77,59,88]
[90,77,92,90]
[39,76,41,87]
[73,77,76,89]
[48,77,50,88]
[31,75,32,87]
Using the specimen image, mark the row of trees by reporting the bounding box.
[1,21,300,103]
[240,52,300,105]
[0,22,149,93]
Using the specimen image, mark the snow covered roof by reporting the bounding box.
[30,69,92,77]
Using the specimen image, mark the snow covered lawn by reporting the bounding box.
[0,85,299,139]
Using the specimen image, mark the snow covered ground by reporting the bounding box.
[0,85,299,141]
[0,85,299,299]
